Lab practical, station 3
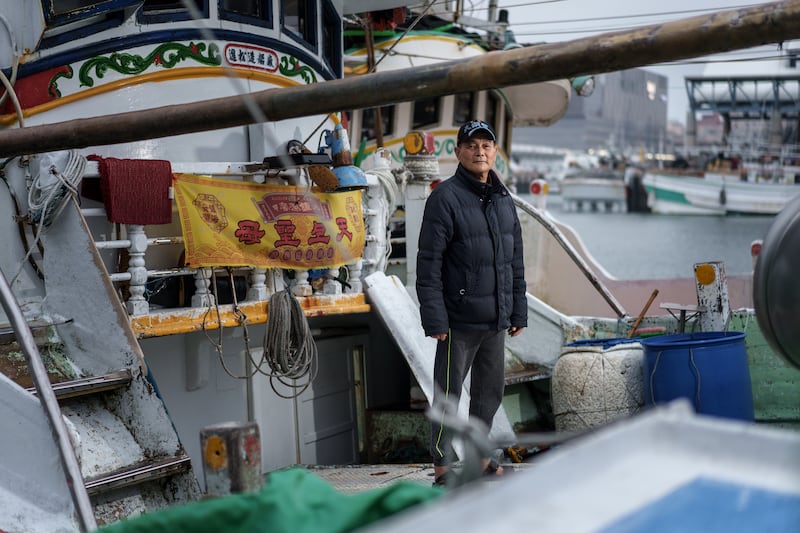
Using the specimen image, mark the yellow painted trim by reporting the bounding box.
[130,293,370,339]
[0,67,306,126]
[357,129,509,161]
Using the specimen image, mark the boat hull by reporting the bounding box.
[643,171,800,215]
[560,173,627,213]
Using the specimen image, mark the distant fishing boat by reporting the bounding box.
[645,48,800,216]
[643,150,800,215]
[560,168,627,213]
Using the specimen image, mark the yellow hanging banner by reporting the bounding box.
[173,173,364,269]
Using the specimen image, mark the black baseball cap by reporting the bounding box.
[457,120,496,145]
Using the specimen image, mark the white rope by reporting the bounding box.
[366,165,400,263]
[367,165,399,211]
[10,151,86,286]
[27,150,86,227]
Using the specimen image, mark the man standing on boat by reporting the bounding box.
[416,120,527,487]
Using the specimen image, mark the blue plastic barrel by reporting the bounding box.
[641,332,754,421]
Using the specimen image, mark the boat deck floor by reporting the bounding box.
[301,463,531,493]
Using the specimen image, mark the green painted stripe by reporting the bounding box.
[649,186,691,205]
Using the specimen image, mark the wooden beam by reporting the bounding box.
[1,0,800,157]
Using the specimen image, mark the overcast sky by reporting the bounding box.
[488,0,789,124]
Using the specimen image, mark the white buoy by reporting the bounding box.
[552,339,645,431]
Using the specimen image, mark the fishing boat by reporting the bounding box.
[559,167,627,213]
[642,149,800,215]
[1,1,800,531]
[340,5,575,183]
[643,46,800,216]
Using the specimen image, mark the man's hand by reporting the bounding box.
[431,333,448,341]
[507,326,524,337]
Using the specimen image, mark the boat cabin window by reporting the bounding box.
[49,0,107,15]
[453,92,475,125]
[282,0,317,50]
[361,105,394,142]
[139,0,209,22]
[321,0,342,77]
[412,97,441,130]
[219,0,272,27]
[42,0,140,47]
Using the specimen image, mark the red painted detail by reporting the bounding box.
[243,434,261,465]
[1,66,71,114]
[430,179,442,190]
[530,181,541,195]
[424,132,435,155]
[751,241,762,257]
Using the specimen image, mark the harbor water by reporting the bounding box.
[520,193,775,280]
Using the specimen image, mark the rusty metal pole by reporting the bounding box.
[1,1,800,157]
[200,421,262,496]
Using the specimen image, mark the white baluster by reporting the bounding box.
[345,260,362,294]
[291,270,312,296]
[192,268,215,307]
[126,224,149,316]
[323,267,342,295]
[246,267,268,301]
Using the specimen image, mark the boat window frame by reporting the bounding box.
[320,0,342,78]
[453,91,475,126]
[412,96,441,130]
[360,105,395,143]
[218,0,273,29]
[40,0,142,48]
[137,0,210,23]
[281,0,318,53]
[42,0,139,25]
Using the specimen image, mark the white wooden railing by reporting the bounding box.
[79,162,391,316]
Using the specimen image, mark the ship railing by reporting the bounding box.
[79,162,389,318]
[81,216,370,318]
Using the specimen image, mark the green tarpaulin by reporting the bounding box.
[99,467,442,533]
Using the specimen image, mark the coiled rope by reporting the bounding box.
[11,150,86,286]
[262,289,318,398]
[28,150,86,228]
[202,269,318,399]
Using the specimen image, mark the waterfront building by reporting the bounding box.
[513,68,668,155]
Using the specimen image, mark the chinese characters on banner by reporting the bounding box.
[173,174,364,269]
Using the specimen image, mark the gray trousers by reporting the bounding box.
[429,328,506,467]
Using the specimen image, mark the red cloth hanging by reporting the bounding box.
[88,156,173,225]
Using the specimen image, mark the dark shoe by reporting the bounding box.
[432,470,452,487]
[482,459,507,479]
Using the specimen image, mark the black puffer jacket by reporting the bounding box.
[416,164,527,335]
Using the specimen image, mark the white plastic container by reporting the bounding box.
[552,338,644,431]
